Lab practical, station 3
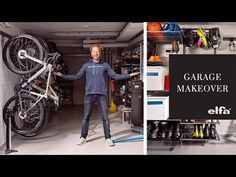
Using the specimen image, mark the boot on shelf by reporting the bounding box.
[209,124,216,139]
[203,124,210,139]
[157,122,164,140]
[193,124,198,139]
[161,122,167,139]
[166,123,173,140]
[198,124,204,139]
[172,122,181,140]
[151,121,159,139]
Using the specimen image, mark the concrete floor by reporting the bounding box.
[0,105,143,155]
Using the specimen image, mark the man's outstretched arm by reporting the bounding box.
[106,63,139,80]
[54,64,86,80]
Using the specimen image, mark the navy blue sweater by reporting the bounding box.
[61,59,131,95]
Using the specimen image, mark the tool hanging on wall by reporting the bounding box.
[172,40,179,53]
[196,28,208,48]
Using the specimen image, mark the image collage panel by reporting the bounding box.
[146,22,236,155]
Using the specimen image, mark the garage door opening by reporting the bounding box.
[0,22,144,154]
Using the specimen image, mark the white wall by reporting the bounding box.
[0,25,22,147]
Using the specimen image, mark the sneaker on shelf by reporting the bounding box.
[77,137,86,146]
[106,138,115,146]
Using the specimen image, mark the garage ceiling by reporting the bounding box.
[7,22,143,51]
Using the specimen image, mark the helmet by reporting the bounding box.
[209,28,221,49]
[183,29,196,47]
[147,22,164,41]
[163,22,181,32]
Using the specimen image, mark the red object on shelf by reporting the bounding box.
[165,75,169,91]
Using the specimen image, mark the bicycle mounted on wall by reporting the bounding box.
[2,33,63,143]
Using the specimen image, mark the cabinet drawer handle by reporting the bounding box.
[147,101,163,105]
[147,72,158,76]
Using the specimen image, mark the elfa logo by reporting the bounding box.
[208,106,231,115]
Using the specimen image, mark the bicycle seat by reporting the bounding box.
[46,52,61,68]
[52,52,61,60]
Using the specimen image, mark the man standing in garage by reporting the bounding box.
[54,44,140,147]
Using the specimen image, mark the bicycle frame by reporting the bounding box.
[17,50,59,119]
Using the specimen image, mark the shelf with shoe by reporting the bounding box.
[180,119,220,125]
[119,57,140,66]
[181,123,220,142]
[182,133,220,141]
[120,57,140,60]
[147,56,169,66]
[147,120,182,143]
[147,119,220,145]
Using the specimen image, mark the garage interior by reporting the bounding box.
[0,22,144,155]
[147,22,236,155]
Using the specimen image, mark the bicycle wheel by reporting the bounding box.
[30,33,50,59]
[19,98,50,137]
[3,94,44,135]
[3,34,46,75]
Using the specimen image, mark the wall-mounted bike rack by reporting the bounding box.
[4,113,18,154]
[0,30,12,39]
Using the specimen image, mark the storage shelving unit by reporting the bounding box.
[181,120,220,142]
[147,119,220,145]
[147,31,183,44]
[147,26,221,144]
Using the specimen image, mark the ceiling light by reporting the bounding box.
[83,42,129,48]
[52,31,119,37]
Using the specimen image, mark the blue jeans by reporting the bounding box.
[81,94,111,139]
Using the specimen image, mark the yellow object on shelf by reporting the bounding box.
[154,55,160,61]
[109,100,117,113]
[149,55,155,61]
[148,55,161,61]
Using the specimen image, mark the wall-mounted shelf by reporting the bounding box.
[120,57,140,60]
[182,133,220,141]
[121,64,140,67]
[180,120,220,125]
[147,119,220,145]
[147,90,169,96]
[148,138,182,142]
[147,60,169,66]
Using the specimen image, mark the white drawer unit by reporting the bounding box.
[147,66,165,91]
[147,96,169,120]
